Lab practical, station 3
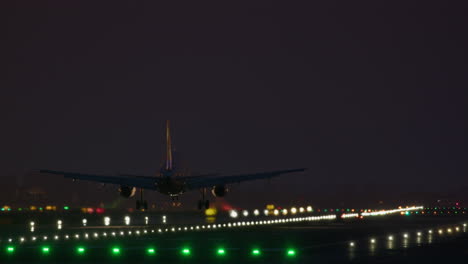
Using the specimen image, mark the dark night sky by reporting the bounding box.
[1,1,467,208]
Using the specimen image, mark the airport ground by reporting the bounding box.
[0,208,467,263]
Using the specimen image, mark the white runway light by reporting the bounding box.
[229,210,238,218]
[104,216,111,226]
[291,207,297,214]
[124,216,131,226]
[82,219,87,227]
[242,210,249,217]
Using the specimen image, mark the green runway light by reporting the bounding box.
[6,246,15,253]
[146,248,156,255]
[286,249,296,257]
[64,206,70,210]
[251,249,261,256]
[42,247,50,254]
[112,247,121,255]
[181,248,191,256]
[76,247,85,254]
[217,248,226,256]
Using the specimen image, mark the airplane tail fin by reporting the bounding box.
[165,120,173,171]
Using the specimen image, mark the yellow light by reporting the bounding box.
[266,204,275,210]
[205,208,217,216]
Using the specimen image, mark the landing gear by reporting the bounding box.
[136,200,148,210]
[198,188,210,210]
[136,188,148,211]
[171,196,181,207]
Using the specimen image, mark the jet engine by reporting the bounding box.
[211,185,228,197]
[119,185,136,198]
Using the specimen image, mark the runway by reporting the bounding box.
[1,206,467,263]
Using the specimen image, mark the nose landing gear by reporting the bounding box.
[198,188,210,210]
[136,188,148,211]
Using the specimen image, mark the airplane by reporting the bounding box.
[40,121,306,210]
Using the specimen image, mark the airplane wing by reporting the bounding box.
[184,168,306,190]
[39,170,157,190]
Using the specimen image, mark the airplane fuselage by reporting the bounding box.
[156,177,186,196]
